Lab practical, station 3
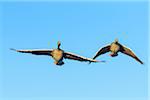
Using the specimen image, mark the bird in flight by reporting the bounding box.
[11,41,99,66]
[92,39,143,64]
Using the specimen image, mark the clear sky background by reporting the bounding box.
[0,1,148,100]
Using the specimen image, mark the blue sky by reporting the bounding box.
[0,1,148,100]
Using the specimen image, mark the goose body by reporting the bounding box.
[109,42,120,57]
[52,49,64,61]
[11,41,99,66]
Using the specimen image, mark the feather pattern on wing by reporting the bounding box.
[119,46,143,64]
[64,52,98,62]
[93,45,110,59]
[10,48,52,56]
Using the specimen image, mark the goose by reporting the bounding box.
[11,41,99,66]
[92,39,143,64]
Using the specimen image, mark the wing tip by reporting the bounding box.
[140,61,144,65]
[91,59,99,63]
[88,60,106,65]
[89,59,105,63]
[10,48,17,51]
[92,56,96,60]
[10,48,23,53]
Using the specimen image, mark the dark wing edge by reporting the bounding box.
[64,52,99,62]
[92,45,110,59]
[120,46,143,64]
[10,48,52,56]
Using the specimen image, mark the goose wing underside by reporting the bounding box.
[120,46,143,64]
[11,48,52,56]
[64,52,98,62]
[93,45,110,59]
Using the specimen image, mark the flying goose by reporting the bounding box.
[92,39,143,64]
[11,41,99,66]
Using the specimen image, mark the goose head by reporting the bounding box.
[114,38,118,43]
[57,41,61,49]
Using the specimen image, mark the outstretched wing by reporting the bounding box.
[64,52,99,62]
[120,46,143,64]
[10,48,52,56]
[92,45,110,59]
